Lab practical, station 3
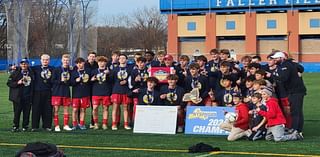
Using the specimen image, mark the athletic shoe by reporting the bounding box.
[44,128,52,132]
[177,126,184,133]
[102,124,108,130]
[89,124,95,129]
[54,126,61,132]
[93,124,99,130]
[111,125,118,130]
[71,126,77,131]
[79,125,87,130]
[31,128,39,132]
[296,132,304,140]
[124,125,132,130]
[63,125,73,131]
[11,127,19,132]
[22,128,28,132]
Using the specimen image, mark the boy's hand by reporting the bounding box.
[252,126,259,132]
[76,77,81,82]
[120,80,127,85]
[160,94,166,99]
[132,88,139,93]
[91,76,97,81]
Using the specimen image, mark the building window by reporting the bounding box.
[310,19,320,28]
[187,22,196,31]
[226,21,235,30]
[267,20,277,29]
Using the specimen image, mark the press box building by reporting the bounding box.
[160,0,320,62]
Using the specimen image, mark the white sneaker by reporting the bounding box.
[177,126,184,133]
[102,124,108,130]
[124,125,132,130]
[93,124,99,130]
[63,125,72,131]
[89,124,95,129]
[54,126,61,132]
[111,125,118,130]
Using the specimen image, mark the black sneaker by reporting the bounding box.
[296,132,304,140]
[11,127,19,132]
[22,128,28,132]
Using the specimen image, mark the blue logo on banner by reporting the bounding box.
[185,106,235,135]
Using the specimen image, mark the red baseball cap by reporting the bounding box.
[164,54,173,61]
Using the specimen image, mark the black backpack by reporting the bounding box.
[188,142,221,153]
[16,142,65,157]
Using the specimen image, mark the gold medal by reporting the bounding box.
[61,72,70,83]
[223,93,233,104]
[166,92,177,104]
[82,73,89,83]
[143,94,154,104]
[117,70,128,80]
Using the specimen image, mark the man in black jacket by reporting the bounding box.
[271,52,307,135]
[7,58,34,132]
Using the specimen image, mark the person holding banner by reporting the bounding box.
[219,92,249,141]
[160,74,186,132]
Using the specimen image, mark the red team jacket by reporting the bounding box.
[234,103,249,130]
[258,97,286,127]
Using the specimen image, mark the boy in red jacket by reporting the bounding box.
[257,88,302,141]
[220,92,249,141]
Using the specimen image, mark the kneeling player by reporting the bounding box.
[257,88,302,141]
[219,93,249,141]
[91,56,112,130]
[247,93,267,141]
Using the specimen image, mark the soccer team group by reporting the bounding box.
[7,49,306,142]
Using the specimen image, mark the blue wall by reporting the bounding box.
[1,59,320,72]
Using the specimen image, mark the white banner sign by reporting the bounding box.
[133,105,178,135]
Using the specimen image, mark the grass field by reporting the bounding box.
[0,73,319,157]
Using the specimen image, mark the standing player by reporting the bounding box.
[91,56,112,130]
[7,58,34,132]
[70,57,91,130]
[51,54,73,132]
[84,51,98,129]
[31,54,54,131]
[111,54,132,130]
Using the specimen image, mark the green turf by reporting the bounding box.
[0,73,319,157]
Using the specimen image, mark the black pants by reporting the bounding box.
[13,98,31,128]
[288,93,305,132]
[32,91,52,129]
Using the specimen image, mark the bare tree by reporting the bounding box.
[0,0,7,58]
[131,7,167,51]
